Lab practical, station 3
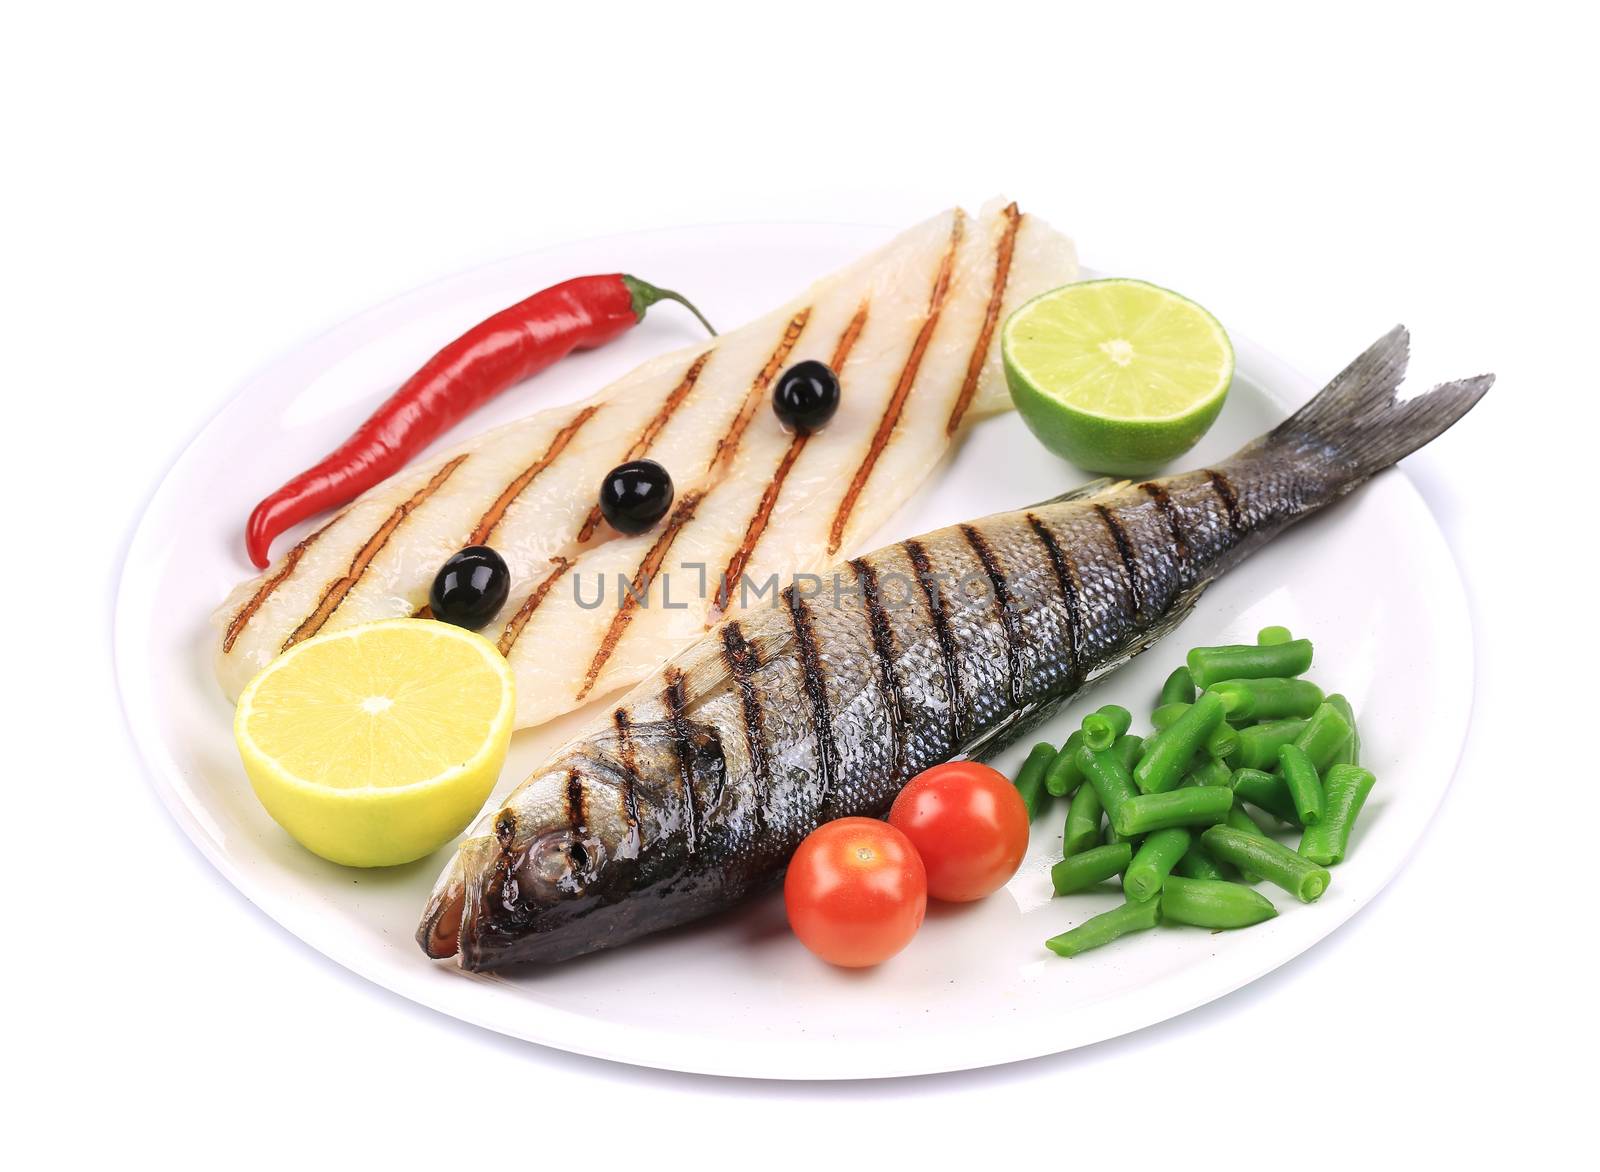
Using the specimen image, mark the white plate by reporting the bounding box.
[115,222,1473,1079]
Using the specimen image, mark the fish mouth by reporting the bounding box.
[417,884,465,960]
[416,841,482,960]
[417,830,600,967]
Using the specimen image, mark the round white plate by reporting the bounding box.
[115,222,1472,1079]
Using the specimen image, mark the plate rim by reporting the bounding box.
[112,221,1476,1079]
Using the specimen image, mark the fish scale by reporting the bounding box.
[421,320,1493,970]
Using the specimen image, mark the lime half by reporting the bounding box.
[1003,279,1233,474]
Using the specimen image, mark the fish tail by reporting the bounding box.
[1253,325,1493,485]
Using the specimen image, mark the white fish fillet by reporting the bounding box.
[213,200,1078,728]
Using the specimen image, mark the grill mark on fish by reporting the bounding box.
[469,405,601,546]
[284,454,469,649]
[851,558,906,774]
[1093,503,1143,618]
[576,351,710,543]
[712,435,808,618]
[576,491,704,701]
[497,557,573,656]
[905,538,967,740]
[784,584,838,818]
[1139,481,1190,562]
[612,708,641,832]
[829,301,871,368]
[565,770,587,832]
[720,622,771,832]
[1025,512,1082,686]
[222,521,331,653]
[707,310,811,477]
[828,215,965,555]
[946,202,1021,435]
[712,302,870,617]
[959,523,1026,705]
[1204,468,1245,533]
[662,666,700,853]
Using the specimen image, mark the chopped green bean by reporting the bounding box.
[1228,806,1267,832]
[1116,786,1233,836]
[1294,703,1354,772]
[1051,843,1133,895]
[1278,743,1326,827]
[1063,783,1104,857]
[1135,691,1227,794]
[1201,826,1331,903]
[1104,821,1141,848]
[1125,828,1190,901]
[1156,704,1238,759]
[1231,767,1300,825]
[1224,804,1271,883]
[1105,739,1146,847]
[1113,732,1145,770]
[1207,720,1241,761]
[1187,638,1313,689]
[1209,677,1325,721]
[1257,625,1293,646]
[1081,704,1133,752]
[1161,876,1278,929]
[1226,804,1273,841]
[1159,665,1197,706]
[1174,843,1230,882]
[1014,742,1058,819]
[1152,702,1190,730]
[1076,742,1140,831]
[1183,755,1234,790]
[1044,731,1086,797]
[1236,718,1310,770]
[1045,896,1161,957]
[1325,694,1360,767]
[1299,764,1377,865]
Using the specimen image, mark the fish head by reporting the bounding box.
[419,717,724,967]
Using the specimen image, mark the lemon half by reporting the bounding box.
[234,618,514,867]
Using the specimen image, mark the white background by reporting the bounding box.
[4,1,1592,1164]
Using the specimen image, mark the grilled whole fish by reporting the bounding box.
[213,201,1077,727]
[419,328,1490,969]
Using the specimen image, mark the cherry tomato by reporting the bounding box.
[784,818,927,967]
[888,762,1029,902]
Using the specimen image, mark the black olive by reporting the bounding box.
[429,545,511,631]
[599,458,674,535]
[772,359,841,433]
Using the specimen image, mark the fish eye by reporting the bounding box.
[517,829,605,900]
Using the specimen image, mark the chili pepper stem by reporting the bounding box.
[623,275,717,336]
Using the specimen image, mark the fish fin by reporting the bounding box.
[1250,325,1492,483]
[1032,476,1129,507]
[1081,580,1210,688]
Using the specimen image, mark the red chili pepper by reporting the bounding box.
[244,274,715,568]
